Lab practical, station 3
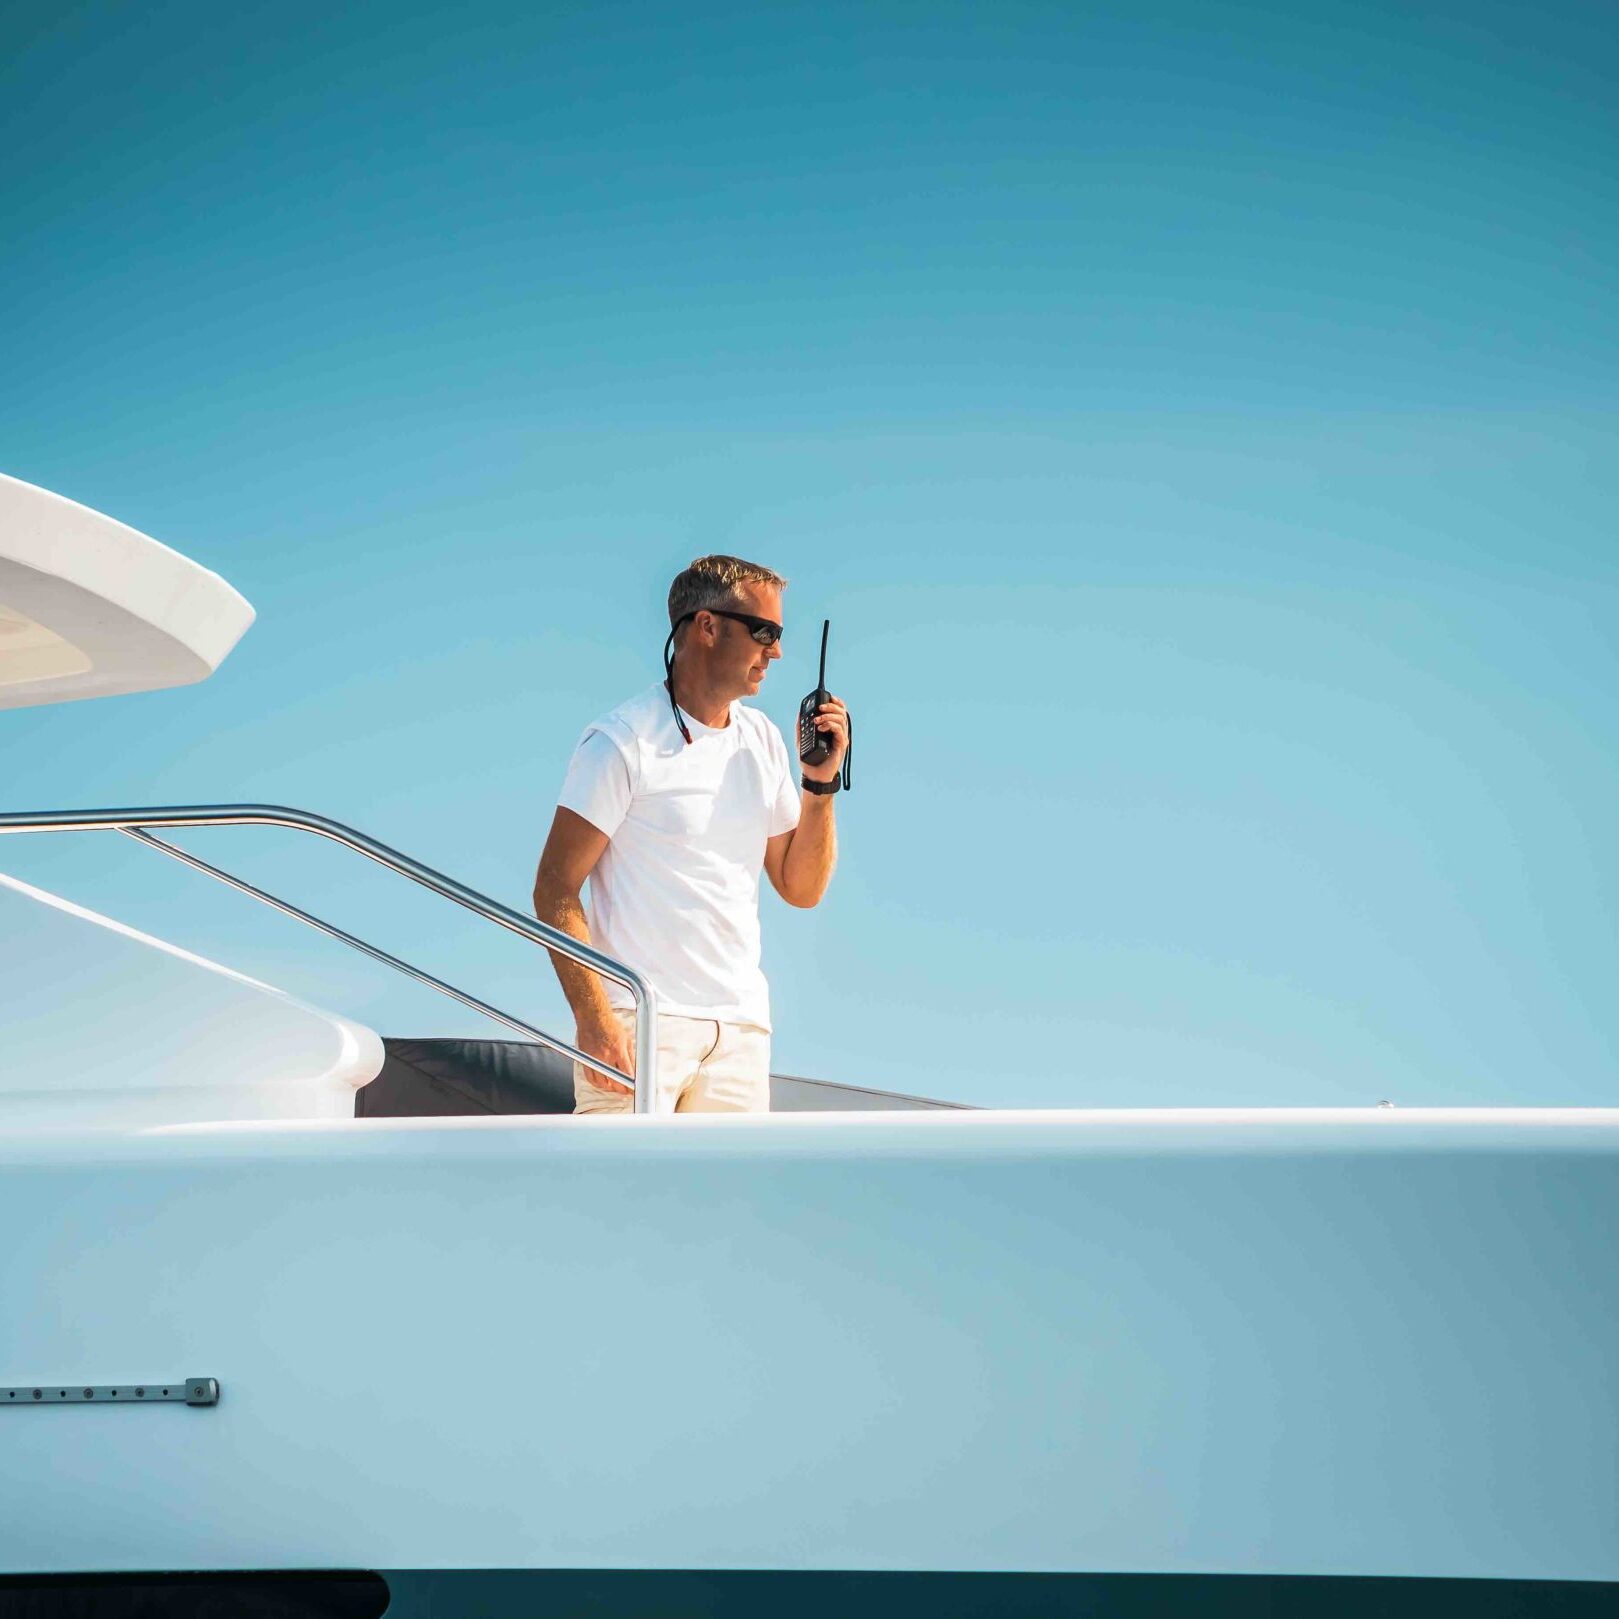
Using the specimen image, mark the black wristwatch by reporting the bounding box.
[801,775,840,795]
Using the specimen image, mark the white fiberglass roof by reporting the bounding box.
[0,472,254,709]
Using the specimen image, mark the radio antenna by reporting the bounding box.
[818,619,829,691]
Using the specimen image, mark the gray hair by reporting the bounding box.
[667,554,788,629]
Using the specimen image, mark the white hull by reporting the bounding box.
[3,1107,1615,1590]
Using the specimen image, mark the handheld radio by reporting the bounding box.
[797,618,852,790]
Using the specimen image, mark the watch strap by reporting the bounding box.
[801,774,840,796]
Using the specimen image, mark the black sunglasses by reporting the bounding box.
[703,608,783,646]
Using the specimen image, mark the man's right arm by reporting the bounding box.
[532,807,634,1095]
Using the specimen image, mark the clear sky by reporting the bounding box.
[2,0,1614,1106]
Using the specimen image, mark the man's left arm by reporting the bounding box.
[764,694,848,909]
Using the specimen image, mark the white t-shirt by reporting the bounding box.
[557,682,801,1029]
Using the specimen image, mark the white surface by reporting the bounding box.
[0,471,254,708]
[0,872,382,1126]
[0,1106,1614,1581]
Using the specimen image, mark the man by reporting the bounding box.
[532,555,849,1114]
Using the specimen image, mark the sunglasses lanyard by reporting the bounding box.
[663,623,693,744]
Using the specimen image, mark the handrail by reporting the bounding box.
[120,826,579,1061]
[0,804,659,1114]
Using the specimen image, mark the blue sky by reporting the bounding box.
[2,0,1614,1105]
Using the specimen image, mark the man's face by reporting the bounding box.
[706,579,783,699]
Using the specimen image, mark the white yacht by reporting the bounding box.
[2,472,1615,1618]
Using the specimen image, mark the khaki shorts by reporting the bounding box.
[572,1007,771,1115]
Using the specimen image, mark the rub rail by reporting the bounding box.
[0,804,658,1113]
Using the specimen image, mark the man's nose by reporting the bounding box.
[767,640,782,661]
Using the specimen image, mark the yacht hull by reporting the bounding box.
[2,1109,1615,1596]
[2,1567,1615,1616]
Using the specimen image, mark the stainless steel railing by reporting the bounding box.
[0,804,659,1114]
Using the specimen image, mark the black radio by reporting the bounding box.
[797,618,852,790]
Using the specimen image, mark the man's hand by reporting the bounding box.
[765,694,847,908]
[802,693,849,783]
[577,1014,636,1096]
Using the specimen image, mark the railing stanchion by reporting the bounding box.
[0,804,658,1105]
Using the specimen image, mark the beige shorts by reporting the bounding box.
[572,1007,771,1115]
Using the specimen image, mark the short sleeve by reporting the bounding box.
[558,728,634,839]
[766,721,801,838]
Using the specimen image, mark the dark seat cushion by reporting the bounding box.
[357,1038,576,1117]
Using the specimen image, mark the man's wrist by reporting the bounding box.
[801,774,840,795]
[574,1005,621,1039]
